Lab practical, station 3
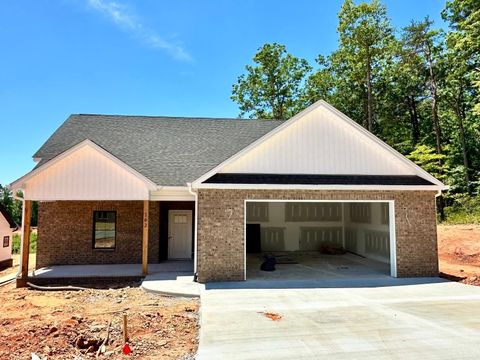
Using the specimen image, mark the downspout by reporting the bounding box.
[13,191,25,279]
[187,183,199,282]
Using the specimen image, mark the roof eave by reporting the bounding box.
[192,183,448,191]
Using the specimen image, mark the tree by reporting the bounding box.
[402,18,445,156]
[0,184,21,225]
[334,0,395,132]
[302,55,336,107]
[407,145,447,182]
[442,0,480,115]
[440,50,474,192]
[0,185,37,226]
[442,0,480,192]
[231,43,311,120]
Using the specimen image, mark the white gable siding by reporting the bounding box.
[220,107,415,176]
[23,144,151,200]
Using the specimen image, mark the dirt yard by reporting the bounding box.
[0,282,198,359]
[438,224,480,286]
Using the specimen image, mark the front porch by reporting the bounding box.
[15,196,196,287]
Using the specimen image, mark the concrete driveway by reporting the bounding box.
[197,278,480,359]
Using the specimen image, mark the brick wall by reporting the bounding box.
[196,189,439,282]
[36,201,160,268]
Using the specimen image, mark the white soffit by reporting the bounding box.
[11,140,156,201]
[149,187,195,201]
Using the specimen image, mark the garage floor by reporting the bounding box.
[247,252,390,280]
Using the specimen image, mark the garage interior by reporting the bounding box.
[246,201,393,280]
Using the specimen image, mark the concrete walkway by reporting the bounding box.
[142,275,204,297]
[197,278,480,360]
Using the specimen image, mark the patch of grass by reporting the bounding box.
[442,199,480,225]
[442,208,480,225]
[12,232,37,254]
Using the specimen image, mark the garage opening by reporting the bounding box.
[245,201,396,280]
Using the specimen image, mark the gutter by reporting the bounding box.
[187,183,199,282]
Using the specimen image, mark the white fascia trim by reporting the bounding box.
[191,100,446,188]
[10,139,158,191]
[193,183,446,191]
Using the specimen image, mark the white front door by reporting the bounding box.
[168,210,193,259]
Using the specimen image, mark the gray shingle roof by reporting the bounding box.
[33,114,283,186]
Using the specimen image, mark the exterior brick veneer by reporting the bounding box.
[36,201,160,268]
[196,189,439,282]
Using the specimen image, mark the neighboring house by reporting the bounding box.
[0,204,16,269]
[10,101,447,284]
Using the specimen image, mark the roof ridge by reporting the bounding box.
[73,113,283,122]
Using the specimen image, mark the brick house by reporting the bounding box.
[11,101,446,284]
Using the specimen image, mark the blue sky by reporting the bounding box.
[0,0,446,185]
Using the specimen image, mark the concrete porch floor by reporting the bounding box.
[29,260,205,296]
[247,252,391,281]
[31,260,194,279]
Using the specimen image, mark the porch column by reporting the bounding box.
[142,200,149,276]
[17,200,32,288]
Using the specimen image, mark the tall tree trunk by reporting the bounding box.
[426,51,442,154]
[366,49,374,133]
[454,83,471,192]
[407,95,420,145]
[425,46,445,219]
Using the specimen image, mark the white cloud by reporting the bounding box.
[87,0,192,61]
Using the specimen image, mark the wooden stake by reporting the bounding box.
[142,200,149,276]
[123,313,128,343]
[17,200,32,288]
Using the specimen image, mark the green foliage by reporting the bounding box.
[231,43,311,120]
[0,184,22,225]
[442,0,480,116]
[407,145,447,180]
[11,232,37,255]
[0,184,38,226]
[231,0,480,221]
[443,194,480,224]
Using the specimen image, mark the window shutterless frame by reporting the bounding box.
[92,210,117,250]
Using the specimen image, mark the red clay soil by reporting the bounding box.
[0,283,198,359]
[438,224,480,286]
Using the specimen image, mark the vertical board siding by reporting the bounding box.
[220,109,415,176]
[26,145,150,200]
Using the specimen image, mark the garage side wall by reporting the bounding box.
[196,190,439,282]
[36,201,160,268]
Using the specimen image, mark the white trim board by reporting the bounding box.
[195,183,443,191]
[193,100,447,189]
[243,199,397,279]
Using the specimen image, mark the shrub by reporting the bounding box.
[11,232,37,254]
[442,195,480,224]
